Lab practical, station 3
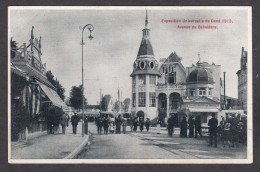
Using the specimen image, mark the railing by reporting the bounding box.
[156,83,185,89]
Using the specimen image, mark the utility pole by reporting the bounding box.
[100,88,102,111]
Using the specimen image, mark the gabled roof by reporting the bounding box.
[167,52,182,62]
[191,96,220,103]
[159,52,186,73]
[184,96,220,104]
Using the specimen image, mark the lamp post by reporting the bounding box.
[80,24,94,137]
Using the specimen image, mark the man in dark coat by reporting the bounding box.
[103,117,109,135]
[129,117,134,132]
[71,113,79,134]
[195,116,202,138]
[145,118,150,132]
[133,117,138,132]
[208,113,218,147]
[180,117,187,138]
[97,117,103,135]
[167,115,174,136]
[139,118,144,132]
[115,115,122,134]
[188,116,195,138]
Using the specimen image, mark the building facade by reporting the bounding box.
[130,12,221,125]
[236,47,247,112]
[11,26,66,141]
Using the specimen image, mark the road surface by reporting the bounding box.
[78,123,247,159]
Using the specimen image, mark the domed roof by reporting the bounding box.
[187,67,214,83]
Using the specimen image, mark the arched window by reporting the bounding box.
[150,61,154,69]
[140,61,145,69]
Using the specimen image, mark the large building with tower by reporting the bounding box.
[237,47,248,112]
[130,11,222,125]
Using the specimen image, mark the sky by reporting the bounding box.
[9,7,250,104]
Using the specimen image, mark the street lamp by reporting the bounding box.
[80,24,94,137]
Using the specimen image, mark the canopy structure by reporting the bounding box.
[188,108,219,113]
[37,81,67,109]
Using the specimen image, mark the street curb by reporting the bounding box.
[64,135,90,159]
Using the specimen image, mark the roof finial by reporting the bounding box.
[197,52,202,67]
[145,10,148,28]
[31,26,34,40]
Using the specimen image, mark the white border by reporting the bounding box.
[8,6,253,164]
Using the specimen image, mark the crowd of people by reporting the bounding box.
[47,112,84,135]
[50,111,247,149]
[95,115,151,135]
[47,110,71,135]
[178,113,247,148]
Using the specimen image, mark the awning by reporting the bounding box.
[188,108,219,113]
[37,81,67,109]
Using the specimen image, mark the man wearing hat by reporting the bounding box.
[208,113,218,147]
[71,113,80,134]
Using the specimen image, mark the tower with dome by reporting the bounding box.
[131,11,223,125]
[130,10,161,120]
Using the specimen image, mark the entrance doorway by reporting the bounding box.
[137,111,145,121]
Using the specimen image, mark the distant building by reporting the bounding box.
[236,47,247,113]
[130,11,221,125]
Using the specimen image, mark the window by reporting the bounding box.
[209,88,213,96]
[149,92,156,107]
[132,93,136,107]
[171,99,178,110]
[160,95,167,109]
[168,72,176,84]
[150,61,154,69]
[138,75,146,85]
[199,88,206,96]
[189,88,196,96]
[140,61,145,69]
[149,75,156,85]
[138,92,146,107]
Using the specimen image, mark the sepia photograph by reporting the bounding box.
[8,6,252,164]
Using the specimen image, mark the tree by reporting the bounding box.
[122,98,131,112]
[100,94,111,111]
[69,85,87,110]
[46,70,65,101]
[113,100,121,113]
